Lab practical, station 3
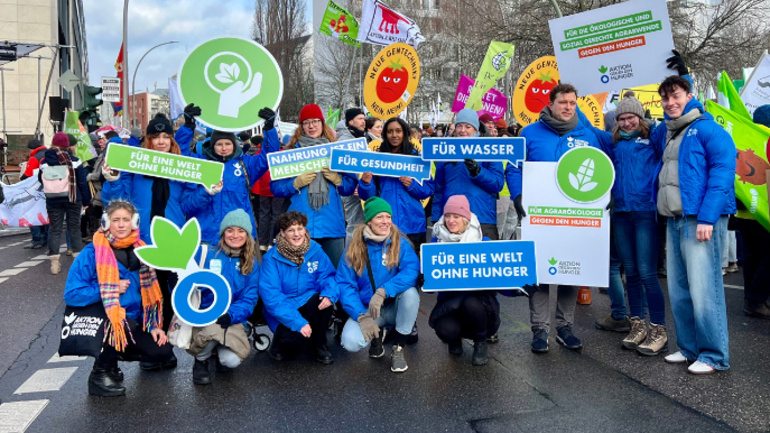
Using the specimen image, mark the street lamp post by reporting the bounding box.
[122,0,130,129]
[130,41,179,127]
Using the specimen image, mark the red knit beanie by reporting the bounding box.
[299,104,324,124]
[444,195,472,220]
[478,113,495,124]
[51,132,71,148]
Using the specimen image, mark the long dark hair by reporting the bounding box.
[379,118,414,155]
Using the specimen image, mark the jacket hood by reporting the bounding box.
[30,146,46,156]
[202,139,243,162]
[107,137,123,145]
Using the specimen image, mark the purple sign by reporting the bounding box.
[451,74,508,121]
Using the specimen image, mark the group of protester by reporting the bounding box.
[36,49,767,397]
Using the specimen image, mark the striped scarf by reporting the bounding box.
[93,229,164,351]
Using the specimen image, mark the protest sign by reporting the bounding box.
[421,137,526,166]
[741,52,770,116]
[364,42,420,119]
[548,0,674,96]
[619,84,663,118]
[358,0,425,47]
[513,56,560,126]
[466,41,515,112]
[268,137,368,180]
[420,241,537,292]
[178,37,283,132]
[521,147,615,286]
[0,176,48,227]
[105,143,224,189]
[451,74,507,121]
[135,217,231,327]
[64,111,97,162]
[330,149,431,184]
[578,94,605,130]
[319,0,361,47]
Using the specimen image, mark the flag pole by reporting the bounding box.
[339,44,358,113]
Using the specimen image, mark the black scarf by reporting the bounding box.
[151,177,170,219]
[539,106,579,137]
[348,126,366,139]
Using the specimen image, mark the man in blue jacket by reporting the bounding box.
[654,75,736,375]
[505,83,612,354]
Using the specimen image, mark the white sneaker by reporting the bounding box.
[664,351,688,364]
[688,361,717,375]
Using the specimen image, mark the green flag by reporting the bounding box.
[319,0,360,48]
[718,71,752,120]
[326,108,340,127]
[466,41,515,111]
[705,100,770,232]
[63,111,97,161]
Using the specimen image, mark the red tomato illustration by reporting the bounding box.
[376,59,409,104]
[524,70,557,113]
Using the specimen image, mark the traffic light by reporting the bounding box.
[81,85,103,125]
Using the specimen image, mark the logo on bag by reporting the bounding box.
[307,261,319,273]
[61,312,104,339]
[556,147,615,203]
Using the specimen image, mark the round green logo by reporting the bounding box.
[555,146,615,203]
[178,37,283,132]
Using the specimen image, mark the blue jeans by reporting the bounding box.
[613,212,665,325]
[341,287,420,352]
[608,232,627,320]
[30,225,48,244]
[667,216,730,370]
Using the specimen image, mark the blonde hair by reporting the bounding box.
[217,235,261,276]
[345,223,411,276]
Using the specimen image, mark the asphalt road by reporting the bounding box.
[0,232,768,433]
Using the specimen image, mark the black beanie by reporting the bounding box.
[250,135,263,146]
[345,108,365,124]
[146,113,174,135]
[238,131,251,142]
[67,134,78,147]
[210,130,237,147]
[27,138,42,150]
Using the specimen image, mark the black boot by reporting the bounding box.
[472,340,489,366]
[107,360,124,382]
[448,340,463,357]
[193,359,212,385]
[162,353,178,369]
[311,345,334,365]
[406,323,419,344]
[88,367,126,397]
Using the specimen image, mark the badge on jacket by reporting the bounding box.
[210,259,222,274]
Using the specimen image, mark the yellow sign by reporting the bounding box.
[364,43,420,119]
[513,56,560,126]
[578,94,604,130]
[620,84,663,118]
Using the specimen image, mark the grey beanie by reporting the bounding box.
[219,209,253,236]
[615,96,645,121]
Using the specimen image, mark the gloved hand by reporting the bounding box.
[321,166,342,186]
[368,288,387,320]
[666,50,688,76]
[183,103,201,129]
[464,159,481,177]
[259,107,276,131]
[416,273,425,289]
[206,181,223,196]
[358,313,380,341]
[606,194,615,213]
[293,171,317,189]
[513,194,527,219]
[216,314,232,329]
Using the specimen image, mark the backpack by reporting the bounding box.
[41,165,71,199]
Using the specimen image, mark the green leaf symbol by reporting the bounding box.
[599,65,608,74]
[134,217,201,271]
[549,257,558,266]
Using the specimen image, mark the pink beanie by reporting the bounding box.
[443,195,471,220]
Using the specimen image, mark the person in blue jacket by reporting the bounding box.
[359,117,435,252]
[259,210,338,364]
[183,107,278,245]
[101,109,198,333]
[186,209,260,385]
[270,104,357,268]
[337,197,420,373]
[431,108,504,240]
[64,200,173,397]
[653,74,736,375]
[505,83,613,355]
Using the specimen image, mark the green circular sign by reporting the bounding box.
[555,146,615,203]
[178,37,283,132]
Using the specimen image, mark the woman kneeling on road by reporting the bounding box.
[64,200,172,397]
[429,195,518,366]
[188,209,260,385]
[259,210,338,364]
[337,197,420,373]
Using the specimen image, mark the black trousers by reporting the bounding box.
[407,232,426,256]
[258,196,285,247]
[47,201,82,256]
[96,320,173,368]
[736,218,770,306]
[432,293,500,343]
[273,293,333,357]
[156,270,178,332]
[480,223,499,241]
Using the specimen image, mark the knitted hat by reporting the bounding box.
[130,127,142,138]
[478,113,495,124]
[495,118,508,129]
[443,195,471,220]
[238,131,251,142]
[219,209,253,236]
[67,134,78,147]
[250,135,263,146]
[210,130,237,147]
[364,197,393,223]
[345,108,365,124]
[456,108,480,131]
[51,132,70,148]
[753,105,770,128]
[27,138,42,150]
[299,104,324,124]
[146,113,174,135]
[615,96,645,120]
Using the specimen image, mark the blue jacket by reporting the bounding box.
[431,161,504,225]
[194,246,259,326]
[505,111,613,199]
[64,243,142,321]
[609,133,660,212]
[258,240,338,332]
[183,129,277,244]
[336,236,420,319]
[651,98,736,224]
[41,149,91,206]
[358,148,435,234]
[269,134,358,239]
[101,126,196,244]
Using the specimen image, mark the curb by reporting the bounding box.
[0,229,28,239]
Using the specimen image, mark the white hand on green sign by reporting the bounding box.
[206,54,263,118]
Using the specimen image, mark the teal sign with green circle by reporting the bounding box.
[555,147,615,203]
[178,37,283,132]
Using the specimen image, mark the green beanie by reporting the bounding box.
[219,209,253,236]
[364,197,392,223]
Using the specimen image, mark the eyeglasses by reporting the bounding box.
[617,116,638,124]
[302,119,322,127]
[284,227,305,236]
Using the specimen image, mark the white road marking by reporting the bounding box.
[14,261,43,268]
[7,241,27,247]
[47,353,87,363]
[0,399,49,433]
[724,284,744,290]
[0,269,26,277]
[31,255,49,260]
[0,278,8,285]
[13,367,78,395]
